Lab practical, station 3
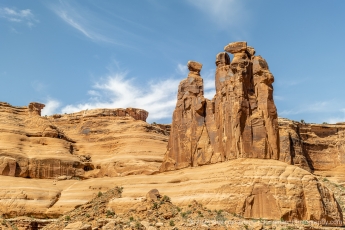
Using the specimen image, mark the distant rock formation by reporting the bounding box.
[278,118,345,172]
[0,102,163,179]
[28,102,45,116]
[53,107,149,122]
[160,41,280,171]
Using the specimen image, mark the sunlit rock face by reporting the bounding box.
[160,41,280,171]
[0,101,166,179]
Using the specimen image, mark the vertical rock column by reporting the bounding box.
[218,41,255,159]
[252,55,280,159]
[213,52,234,160]
[160,41,281,172]
[160,61,214,171]
[212,42,280,161]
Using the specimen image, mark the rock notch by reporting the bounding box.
[160,41,280,171]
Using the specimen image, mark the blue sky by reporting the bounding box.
[1,0,345,124]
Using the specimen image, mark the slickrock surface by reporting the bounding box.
[47,108,167,178]
[0,159,342,226]
[0,102,168,179]
[40,188,332,230]
[161,42,279,172]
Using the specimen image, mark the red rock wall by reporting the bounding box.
[161,41,280,171]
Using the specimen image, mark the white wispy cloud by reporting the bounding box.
[279,100,338,117]
[278,99,345,124]
[273,95,285,101]
[41,99,61,116]
[60,72,180,122]
[50,1,123,45]
[31,80,47,92]
[202,68,216,99]
[327,109,345,124]
[176,63,188,76]
[0,7,38,27]
[40,64,217,123]
[187,0,248,29]
[276,77,309,87]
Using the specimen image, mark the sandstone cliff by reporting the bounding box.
[161,42,280,171]
[0,102,80,179]
[0,102,168,179]
[278,117,345,172]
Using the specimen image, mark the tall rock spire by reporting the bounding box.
[160,61,209,171]
[160,42,280,172]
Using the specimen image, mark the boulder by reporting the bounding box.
[146,189,161,202]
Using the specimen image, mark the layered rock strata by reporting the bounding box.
[0,102,166,179]
[52,107,148,122]
[0,159,342,226]
[278,118,345,172]
[161,41,280,171]
[0,102,81,179]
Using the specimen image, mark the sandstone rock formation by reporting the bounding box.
[160,61,212,171]
[28,102,45,116]
[0,159,342,226]
[48,108,166,178]
[278,117,345,172]
[0,102,167,179]
[0,102,81,179]
[161,41,279,171]
[1,40,345,228]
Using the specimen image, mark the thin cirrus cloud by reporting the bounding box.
[186,0,247,29]
[279,100,338,117]
[327,109,345,124]
[0,7,38,27]
[50,1,126,45]
[278,99,345,123]
[41,64,217,123]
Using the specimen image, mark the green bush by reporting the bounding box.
[152,202,159,209]
[162,195,171,203]
[106,210,115,217]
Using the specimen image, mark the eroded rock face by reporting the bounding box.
[278,118,345,172]
[3,159,339,226]
[0,102,165,179]
[160,61,210,171]
[161,42,280,171]
[28,102,45,116]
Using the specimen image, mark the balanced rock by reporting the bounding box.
[224,41,247,54]
[187,60,203,74]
